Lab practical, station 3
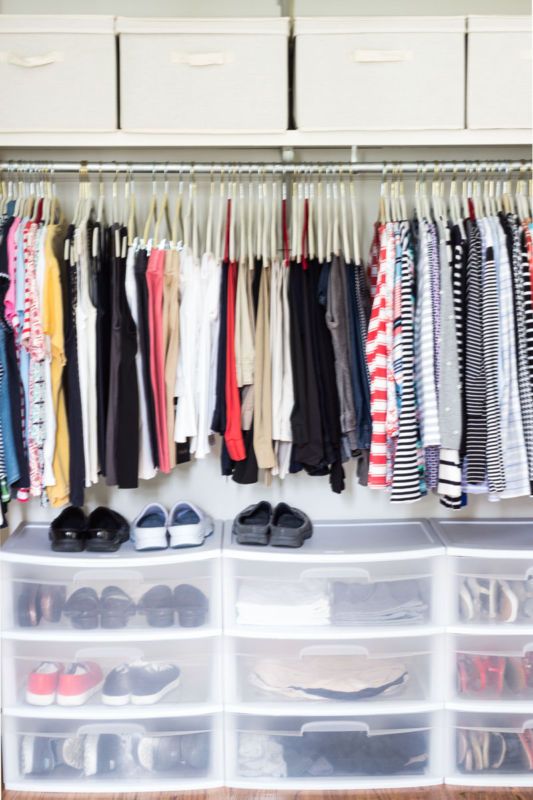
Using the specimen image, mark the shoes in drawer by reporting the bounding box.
[431,519,533,628]
[228,712,437,786]
[455,635,533,702]
[453,713,533,777]
[3,714,221,789]
[227,635,436,708]
[224,520,442,632]
[2,638,221,712]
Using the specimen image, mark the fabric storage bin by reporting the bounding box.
[2,713,222,791]
[0,523,222,635]
[2,637,222,716]
[117,17,289,132]
[226,634,439,710]
[223,519,444,635]
[0,15,117,132]
[431,519,533,630]
[467,16,532,129]
[293,16,465,131]
[450,633,533,706]
[226,711,441,788]
[448,712,533,786]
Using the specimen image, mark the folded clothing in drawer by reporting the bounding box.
[236,580,330,626]
[238,729,428,779]
[331,580,428,626]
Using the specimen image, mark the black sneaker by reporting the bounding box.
[102,664,131,706]
[130,662,181,705]
[84,733,131,777]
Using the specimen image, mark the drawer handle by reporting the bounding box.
[301,721,370,734]
[301,567,371,581]
[300,644,369,657]
[75,646,143,661]
[3,50,63,68]
[171,51,233,67]
[78,723,145,736]
[352,49,413,63]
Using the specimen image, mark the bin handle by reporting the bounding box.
[301,720,369,734]
[78,723,145,735]
[72,569,143,583]
[4,51,63,68]
[301,567,371,581]
[74,647,142,662]
[351,49,413,63]
[171,51,234,67]
[299,644,369,657]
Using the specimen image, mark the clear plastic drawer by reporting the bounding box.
[226,634,438,709]
[223,520,443,634]
[2,714,222,791]
[452,634,533,704]
[449,712,533,785]
[2,638,222,715]
[1,524,222,635]
[226,711,441,788]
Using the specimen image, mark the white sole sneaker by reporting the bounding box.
[25,691,56,706]
[131,676,181,705]
[57,681,104,706]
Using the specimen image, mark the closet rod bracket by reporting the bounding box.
[281,146,295,163]
[350,145,358,163]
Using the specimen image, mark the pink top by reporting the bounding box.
[5,217,20,326]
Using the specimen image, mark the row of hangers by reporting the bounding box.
[2,162,532,266]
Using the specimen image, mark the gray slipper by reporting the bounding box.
[270,503,312,548]
[233,501,272,545]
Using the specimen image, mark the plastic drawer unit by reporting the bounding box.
[3,713,223,792]
[225,633,441,714]
[117,17,289,132]
[431,519,533,632]
[226,711,443,790]
[446,711,533,787]
[0,522,224,792]
[467,16,532,130]
[222,519,445,637]
[0,15,117,132]
[293,16,465,131]
[1,523,223,638]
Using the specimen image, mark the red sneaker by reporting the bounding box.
[26,662,64,705]
[57,662,104,706]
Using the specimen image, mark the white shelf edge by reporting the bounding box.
[3,702,224,720]
[1,626,222,642]
[446,699,533,714]
[222,548,443,563]
[445,775,533,787]
[446,624,533,636]
[224,624,442,640]
[225,700,442,716]
[3,779,225,793]
[0,130,530,149]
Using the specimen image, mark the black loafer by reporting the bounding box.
[86,508,130,553]
[139,585,175,627]
[100,586,136,629]
[174,584,209,628]
[270,503,313,548]
[49,507,88,552]
[232,501,272,545]
[64,587,100,629]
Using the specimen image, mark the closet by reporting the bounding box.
[0,0,531,793]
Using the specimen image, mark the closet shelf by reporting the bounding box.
[224,625,442,640]
[2,627,222,643]
[224,700,442,717]
[3,702,224,721]
[0,130,530,149]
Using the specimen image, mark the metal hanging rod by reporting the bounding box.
[1,160,531,176]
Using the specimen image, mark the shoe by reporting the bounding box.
[132,503,168,550]
[20,735,84,775]
[136,735,182,772]
[100,586,136,629]
[174,584,208,628]
[17,583,42,627]
[233,501,272,545]
[64,587,100,629]
[102,664,131,706]
[167,502,213,548]
[57,662,104,706]
[130,662,181,705]
[49,506,88,552]
[86,507,130,553]
[39,585,66,623]
[499,580,519,622]
[84,733,130,777]
[139,585,175,627]
[270,503,313,548]
[26,662,64,706]
[181,732,209,770]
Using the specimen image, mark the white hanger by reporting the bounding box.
[271,174,278,265]
[325,168,333,260]
[215,167,226,263]
[229,167,236,263]
[154,164,171,246]
[307,168,315,262]
[317,167,324,264]
[379,164,391,224]
[262,171,269,265]
[205,167,215,257]
[111,163,121,225]
[349,173,361,265]
[290,176,298,262]
[96,164,106,225]
[247,167,254,269]
[126,165,137,244]
[256,167,264,261]
[142,166,158,246]
[238,168,246,265]
[171,167,184,248]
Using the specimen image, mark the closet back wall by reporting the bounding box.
[1,144,530,533]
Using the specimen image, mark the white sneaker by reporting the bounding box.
[167,502,213,548]
[132,503,168,551]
